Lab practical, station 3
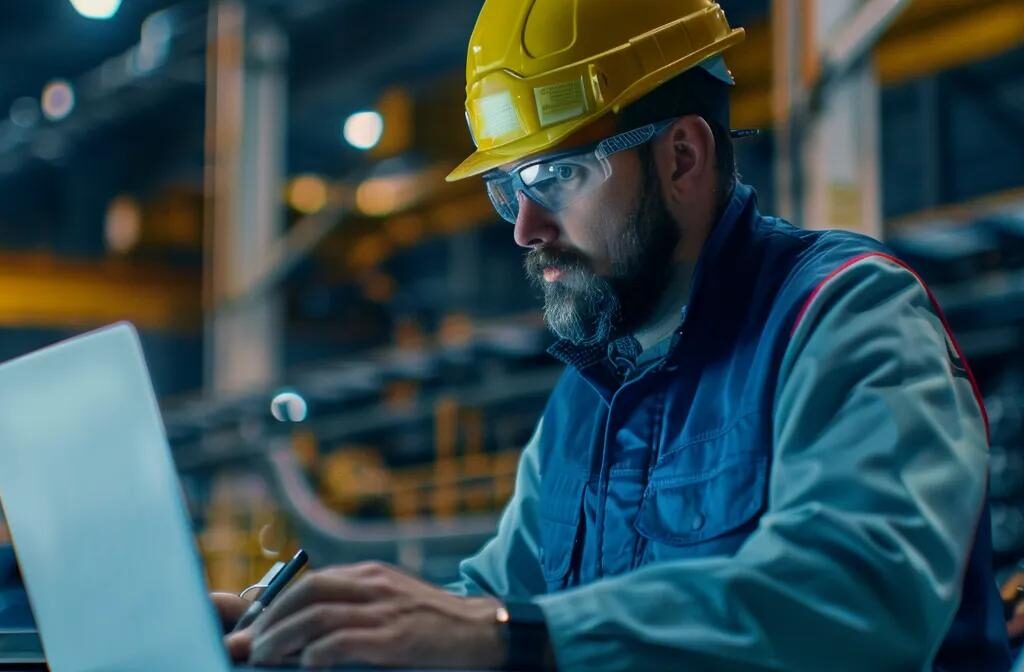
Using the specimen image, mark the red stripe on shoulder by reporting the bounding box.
[790,251,989,442]
[790,252,879,336]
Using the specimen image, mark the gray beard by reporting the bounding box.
[524,164,680,347]
[536,269,619,346]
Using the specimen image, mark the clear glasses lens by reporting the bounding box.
[486,152,610,223]
[485,177,518,223]
[484,120,671,224]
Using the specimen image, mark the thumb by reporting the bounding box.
[224,627,253,662]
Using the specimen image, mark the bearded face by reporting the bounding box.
[523,156,681,346]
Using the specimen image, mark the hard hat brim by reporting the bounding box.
[446,115,593,182]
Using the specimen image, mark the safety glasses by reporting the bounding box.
[482,119,675,224]
[483,121,759,224]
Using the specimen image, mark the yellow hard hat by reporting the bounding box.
[446,0,745,183]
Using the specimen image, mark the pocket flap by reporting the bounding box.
[538,471,585,583]
[634,456,767,545]
[539,517,578,581]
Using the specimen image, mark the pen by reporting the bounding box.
[231,548,309,633]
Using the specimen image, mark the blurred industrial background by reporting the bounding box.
[0,0,1023,627]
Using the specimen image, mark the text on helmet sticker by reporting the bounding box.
[534,77,588,127]
[474,91,523,143]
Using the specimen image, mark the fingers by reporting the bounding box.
[1009,602,1024,639]
[241,562,406,667]
[249,603,384,666]
[224,627,253,662]
[255,565,385,634]
[300,628,391,669]
[210,592,251,632]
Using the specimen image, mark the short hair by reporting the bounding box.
[615,66,736,212]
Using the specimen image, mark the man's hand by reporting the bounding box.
[225,561,506,669]
[211,591,252,632]
[211,591,262,661]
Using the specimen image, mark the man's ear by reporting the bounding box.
[656,115,715,197]
[651,114,720,263]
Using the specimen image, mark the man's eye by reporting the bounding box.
[551,164,582,181]
[551,164,571,180]
[552,163,577,180]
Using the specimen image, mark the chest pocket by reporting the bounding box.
[630,448,770,565]
[537,468,585,593]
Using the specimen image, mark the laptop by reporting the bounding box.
[0,323,233,672]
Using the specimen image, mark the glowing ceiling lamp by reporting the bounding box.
[343,110,384,150]
[134,11,173,73]
[41,80,75,122]
[286,175,329,215]
[68,0,122,20]
[105,196,142,253]
[271,391,308,423]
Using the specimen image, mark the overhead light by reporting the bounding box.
[270,391,308,423]
[343,110,384,150]
[105,196,142,253]
[68,0,122,20]
[355,174,421,217]
[286,175,329,215]
[41,80,75,122]
[133,10,173,74]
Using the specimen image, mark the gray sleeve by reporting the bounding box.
[446,419,548,599]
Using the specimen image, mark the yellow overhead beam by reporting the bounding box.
[876,0,1024,85]
[729,21,773,129]
[732,88,773,130]
[0,253,200,331]
[726,0,1024,129]
[887,0,1004,34]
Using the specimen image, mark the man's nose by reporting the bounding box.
[512,192,560,249]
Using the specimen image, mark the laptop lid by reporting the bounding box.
[0,323,230,672]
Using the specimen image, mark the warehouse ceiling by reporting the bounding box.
[0,0,771,189]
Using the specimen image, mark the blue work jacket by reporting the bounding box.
[454,183,1009,671]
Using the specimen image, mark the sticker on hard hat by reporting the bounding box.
[534,78,588,128]
[475,90,523,143]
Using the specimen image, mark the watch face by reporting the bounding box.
[505,599,547,624]
[502,600,552,669]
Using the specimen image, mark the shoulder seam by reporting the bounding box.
[790,252,895,335]
[790,251,989,441]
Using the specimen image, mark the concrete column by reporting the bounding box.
[203,0,287,395]
[774,0,889,237]
[804,0,882,237]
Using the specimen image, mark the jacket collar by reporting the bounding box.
[547,182,757,371]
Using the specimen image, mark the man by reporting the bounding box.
[218,1,1011,669]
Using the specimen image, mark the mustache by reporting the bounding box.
[524,246,591,279]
